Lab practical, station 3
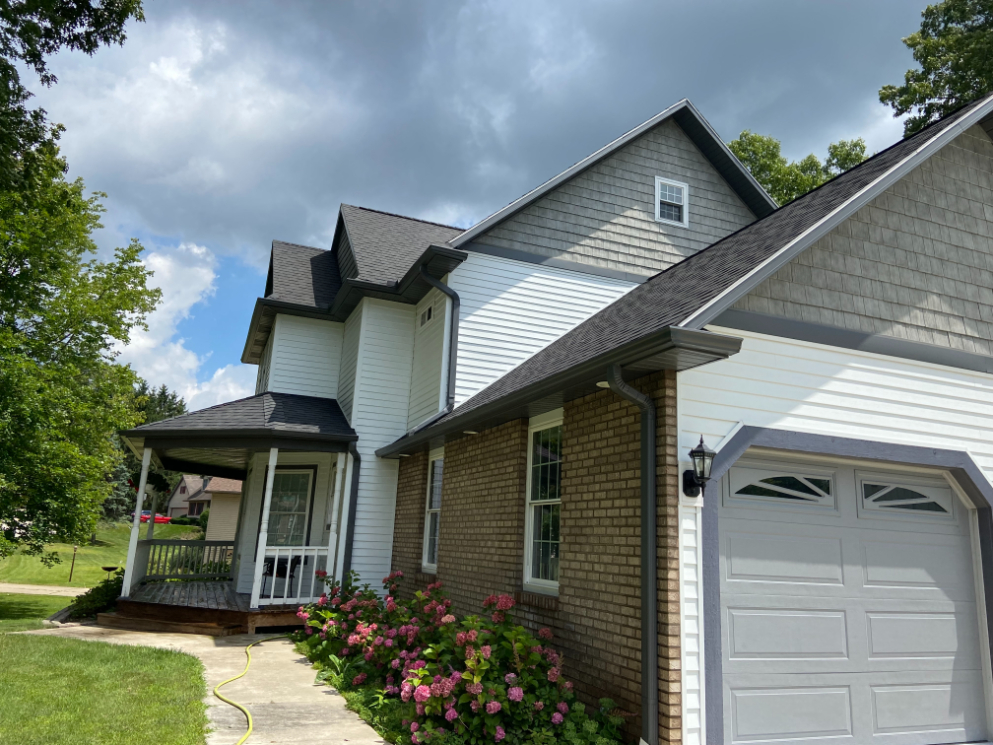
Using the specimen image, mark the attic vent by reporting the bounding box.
[655,176,689,228]
[419,306,433,327]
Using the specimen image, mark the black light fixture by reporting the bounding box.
[683,435,716,497]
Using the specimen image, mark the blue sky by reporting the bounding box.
[26,0,929,410]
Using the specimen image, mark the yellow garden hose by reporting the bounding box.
[213,634,290,745]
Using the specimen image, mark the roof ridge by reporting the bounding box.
[343,203,463,232]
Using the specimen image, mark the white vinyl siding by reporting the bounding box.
[337,306,363,422]
[266,314,343,399]
[676,327,993,745]
[346,299,416,585]
[448,252,635,406]
[256,333,273,394]
[407,288,447,429]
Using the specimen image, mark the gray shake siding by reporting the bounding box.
[478,119,757,277]
[734,125,993,355]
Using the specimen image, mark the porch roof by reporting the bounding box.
[121,392,357,479]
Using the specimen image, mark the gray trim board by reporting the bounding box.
[701,426,993,745]
[465,242,648,285]
[451,99,776,247]
[713,309,993,374]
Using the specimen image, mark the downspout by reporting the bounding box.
[402,266,460,437]
[606,363,658,745]
[341,441,362,578]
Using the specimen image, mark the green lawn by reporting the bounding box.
[0,522,201,588]
[0,634,208,745]
[0,594,70,632]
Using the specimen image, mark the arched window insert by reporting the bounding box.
[862,483,949,513]
[734,474,832,504]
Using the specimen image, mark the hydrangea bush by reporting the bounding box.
[293,571,625,745]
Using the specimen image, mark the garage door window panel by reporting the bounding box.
[856,472,956,524]
[728,464,836,511]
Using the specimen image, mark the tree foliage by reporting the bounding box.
[1,0,144,191]
[728,131,868,206]
[0,142,160,560]
[880,0,993,136]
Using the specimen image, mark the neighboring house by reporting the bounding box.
[116,93,993,745]
[164,474,243,541]
[165,474,205,517]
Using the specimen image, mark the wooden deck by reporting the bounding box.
[117,580,303,633]
[129,580,252,612]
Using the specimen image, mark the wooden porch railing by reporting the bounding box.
[256,546,329,606]
[133,539,235,584]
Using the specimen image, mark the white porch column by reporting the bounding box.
[250,447,279,609]
[121,447,152,598]
[325,452,346,579]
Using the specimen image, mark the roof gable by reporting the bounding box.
[453,99,776,249]
[264,240,340,309]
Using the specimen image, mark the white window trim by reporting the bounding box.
[422,447,444,573]
[524,410,563,595]
[655,176,689,228]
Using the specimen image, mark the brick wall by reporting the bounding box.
[391,371,681,743]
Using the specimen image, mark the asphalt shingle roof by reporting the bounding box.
[340,204,462,286]
[126,392,356,440]
[430,98,988,428]
[267,240,341,309]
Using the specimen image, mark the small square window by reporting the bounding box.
[655,176,689,227]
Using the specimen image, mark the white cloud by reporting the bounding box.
[116,241,255,411]
[186,364,258,411]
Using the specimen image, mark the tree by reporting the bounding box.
[0,141,160,561]
[728,131,868,206]
[1,0,144,191]
[880,0,993,136]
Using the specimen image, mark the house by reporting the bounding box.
[165,474,205,517]
[163,476,242,541]
[116,92,993,745]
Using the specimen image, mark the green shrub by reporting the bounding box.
[293,573,625,745]
[67,570,124,619]
[169,516,198,526]
[198,509,210,531]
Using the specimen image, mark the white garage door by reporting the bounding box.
[719,455,990,745]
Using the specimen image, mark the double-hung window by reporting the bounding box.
[524,411,563,592]
[422,449,444,572]
[655,176,689,227]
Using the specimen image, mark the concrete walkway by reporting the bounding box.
[23,625,385,745]
[0,582,86,597]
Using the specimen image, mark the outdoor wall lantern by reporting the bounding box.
[683,436,716,497]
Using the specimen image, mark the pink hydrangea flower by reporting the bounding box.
[352,673,367,686]
[485,701,502,715]
[534,701,545,711]
[551,713,564,725]
[481,645,492,659]
[305,626,313,635]
[504,673,517,683]
[410,722,419,733]
[491,612,505,623]
[557,702,569,714]
[547,667,560,682]
[538,627,553,640]
[440,614,456,624]
[495,594,515,611]
[414,685,431,703]
[495,726,506,742]
[467,629,478,643]
[445,707,459,722]
[467,682,483,695]
[508,686,524,702]
[470,700,480,712]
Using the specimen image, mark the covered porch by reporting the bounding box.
[118,392,358,624]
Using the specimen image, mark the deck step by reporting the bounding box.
[96,612,243,636]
